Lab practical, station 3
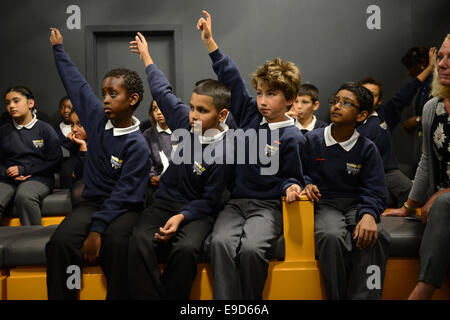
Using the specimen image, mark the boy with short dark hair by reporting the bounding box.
[289,84,327,134]
[127,32,233,299]
[198,10,305,300]
[302,82,390,300]
[46,28,150,300]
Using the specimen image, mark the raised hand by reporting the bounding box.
[129,32,153,67]
[49,28,63,46]
[428,47,437,69]
[197,10,218,53]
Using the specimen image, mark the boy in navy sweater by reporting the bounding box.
[198,11,305,299]
[46,28,150,300]
[0,86,62,225]
[288,84,328,134]
[127,32,232,299]
[302,82,390,299]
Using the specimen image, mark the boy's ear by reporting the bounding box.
[356,110,369,124]
[128,93,140,107]
[313,101,320,111]
[286,97,296,110]
[218,108,229,123]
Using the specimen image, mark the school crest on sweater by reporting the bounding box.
[346,163,362,175]
[193,161,206,175]
[32,139,44,148]
[264,143,279,157]
[110,156,123,169]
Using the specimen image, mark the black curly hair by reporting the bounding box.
[103,68,144,110]
[334,82,374,114]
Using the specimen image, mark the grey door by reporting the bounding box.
[85,26,182,123]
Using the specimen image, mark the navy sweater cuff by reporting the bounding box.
[209,48,223,62]
[90,220,106,234]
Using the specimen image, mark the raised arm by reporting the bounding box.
[382,47,437,131]
[197,10,259,127]
[49,28,103,134]
[130,32,190,130]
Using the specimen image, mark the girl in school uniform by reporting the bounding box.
[0,85,62,225]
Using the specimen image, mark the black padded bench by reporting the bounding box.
[0,225,58,269]
[380,216,425,257]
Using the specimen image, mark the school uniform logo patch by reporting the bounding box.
[32,139,44,148]
[379,122,387,130]
[346,163,362,175]
[110,156,123,169]
[193,161,206,175]
[264,144,279,157]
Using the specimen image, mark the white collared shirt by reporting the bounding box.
[196,122,229,145]
[363,111,379,124]
[59,122,72,137]
[105,116,141,136]
[259,115,295,130]
[324,124,360,152]
[13,115,38,130]
[156,123,172,134]
[295,115,317,131]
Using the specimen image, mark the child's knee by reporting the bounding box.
[315,228,347,248]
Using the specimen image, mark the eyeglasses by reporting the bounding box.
[328,99,360,109]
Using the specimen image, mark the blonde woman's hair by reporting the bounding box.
[251,58,301,102]
[431,34,450,99]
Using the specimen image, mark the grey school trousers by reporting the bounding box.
[0,180,51,225]
[418,192,450,288]
[314,198,391,300]
[385,169,413,208]
[207,198,283,300]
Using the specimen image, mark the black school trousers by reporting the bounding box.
[45,198,140,300]
[128,198,214,299]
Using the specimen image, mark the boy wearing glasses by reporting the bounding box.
[301,82,390,300]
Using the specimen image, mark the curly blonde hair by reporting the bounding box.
[251,57,301,102]
[431,34,450,99]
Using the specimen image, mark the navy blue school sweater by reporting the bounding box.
[143,125,172,178]
[0,119,62,189]
[376,77,424,131]
[54,123,76,155]
[303,127,387,222]
[53,44,150,234]
[209,48,305,199]
[357,114,398,173]
[145,63,232,221]
[69,147,87,180]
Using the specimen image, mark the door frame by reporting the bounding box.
[84,24,183,98]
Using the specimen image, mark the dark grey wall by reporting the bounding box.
[1,0,449,165]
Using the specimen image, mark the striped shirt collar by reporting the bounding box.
[259,115,295,130]
[105,116,140,136]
